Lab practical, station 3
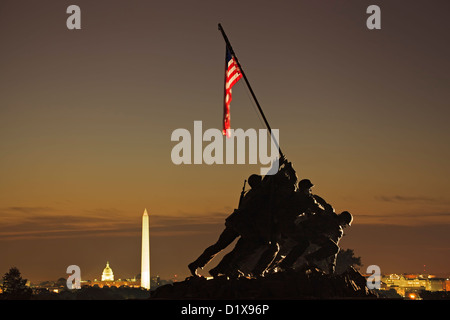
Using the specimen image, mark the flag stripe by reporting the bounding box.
[223,48,242,137]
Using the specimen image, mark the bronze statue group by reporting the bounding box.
[188,157,353,279]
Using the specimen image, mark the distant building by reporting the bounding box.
[101,262,114,282]
[379,274,448,297]
[84,261,141,288]
[88,278,141,288]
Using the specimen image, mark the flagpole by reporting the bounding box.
[218,23,284,159]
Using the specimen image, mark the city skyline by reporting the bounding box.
[1,1,450,283]
[3,207,450,284]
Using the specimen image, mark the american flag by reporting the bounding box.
[223,48,243,137]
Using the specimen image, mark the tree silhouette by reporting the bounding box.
[1,267,32,300]
[56,277,67,288]
[335,249,362,274]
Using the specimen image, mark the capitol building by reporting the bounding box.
[101,262,114,281]
[88,262,140,288]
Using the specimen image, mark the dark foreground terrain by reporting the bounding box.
[151,267,377,299]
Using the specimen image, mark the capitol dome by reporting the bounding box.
[101,261,114,281]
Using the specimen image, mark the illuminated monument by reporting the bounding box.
[141,208,150,289]
[101,261,114,281]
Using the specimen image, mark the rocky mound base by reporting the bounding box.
[151,267,378,299]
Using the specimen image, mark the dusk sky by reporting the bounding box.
[1,1,449,283]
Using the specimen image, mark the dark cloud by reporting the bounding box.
[358,212,450,219]
[375,195,440,203]
[354,210,450,226]
[145,212,227,237]
[0,206,141,241]
[0,210,227,241]
[5,206,55,214]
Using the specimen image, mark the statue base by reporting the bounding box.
[151,267,378,299]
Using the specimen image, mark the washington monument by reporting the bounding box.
[141,208,150,289]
